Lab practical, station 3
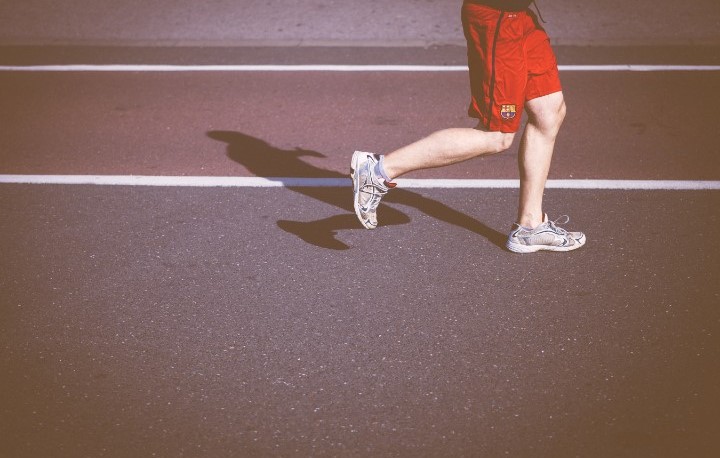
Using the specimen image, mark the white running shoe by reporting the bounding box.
[350,151,392,229]
[506,214,586,253]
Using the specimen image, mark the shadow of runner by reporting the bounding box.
[207,131,506,250]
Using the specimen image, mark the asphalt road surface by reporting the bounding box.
[1,2,720,457]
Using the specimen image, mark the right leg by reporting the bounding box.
[381,125,515,180]
[350,126,512,230]
[351,1,517,229]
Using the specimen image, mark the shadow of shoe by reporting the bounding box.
[277,217,354,251]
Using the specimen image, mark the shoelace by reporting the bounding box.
[546,215,571,235]
[362,189,384,212]
[360,164,387,211]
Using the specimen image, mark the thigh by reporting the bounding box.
[523,15,562,102]
[462,3,501,127]
[462,3,527,133]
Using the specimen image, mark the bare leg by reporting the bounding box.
[517,91,566,228]
[381,125,515,180]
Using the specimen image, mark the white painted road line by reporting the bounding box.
[1,175,719,190]
[1,64,720,72]
[399,179,720,190]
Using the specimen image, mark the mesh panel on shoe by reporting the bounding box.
[524,233,561,246]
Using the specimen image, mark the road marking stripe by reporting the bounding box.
[0,64,719,72]
[1,175,719,190]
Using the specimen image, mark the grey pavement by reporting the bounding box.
[0,0,719,47]
[2,185,719,457]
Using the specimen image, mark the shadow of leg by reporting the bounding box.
[207,130,504,250]
[386,189,507,248]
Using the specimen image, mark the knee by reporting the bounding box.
[492,132,515,154]
[470,125,515,155]
[548,101,566,137]
[542,99,566,131]
[534,98,566,134]
[557,99,567,127]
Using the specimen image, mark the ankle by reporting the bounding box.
[374,155,397,185]
[518,212,545,229]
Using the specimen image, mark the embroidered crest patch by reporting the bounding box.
[500,104,517,120]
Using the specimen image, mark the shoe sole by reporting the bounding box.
[506,235,586,253]
[350,151,376,230]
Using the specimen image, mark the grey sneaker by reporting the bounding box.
[506,214,586,253]
[350,151,392,229]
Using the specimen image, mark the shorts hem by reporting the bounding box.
[469,113,520,134]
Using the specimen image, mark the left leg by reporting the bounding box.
[506,10,585,253]
[516,90,566,229]
[506,90,586,253]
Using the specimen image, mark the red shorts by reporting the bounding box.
[461,2,562,133]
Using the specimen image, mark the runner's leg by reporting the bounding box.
[380,126,514,180]
[516,91,566,228]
